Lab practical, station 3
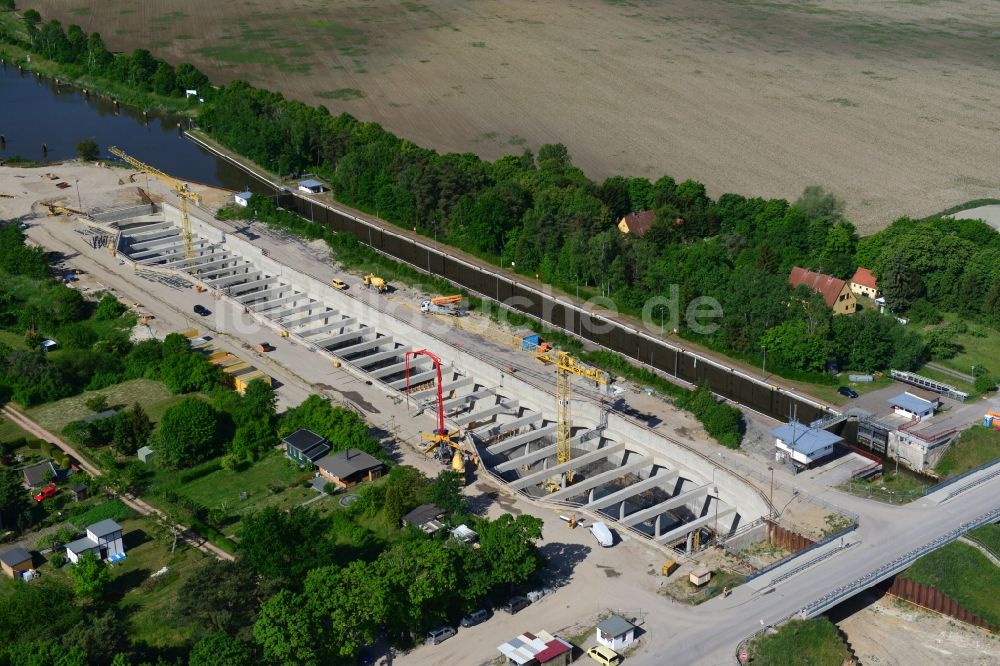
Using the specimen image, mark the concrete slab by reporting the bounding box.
[486,424,556,456]
[585,470,681,510]
[619,483,709,528]
[509,442,626,490]
[546,458,648,501]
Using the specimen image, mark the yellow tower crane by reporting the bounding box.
[536,351,609,487]
[109,146,200,259]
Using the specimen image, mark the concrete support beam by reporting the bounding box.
[493,430,592,473]
[367,356,419,380]
[317,326,373,350]
[128,234,184,253]
[252,293,298,311]
[237,286,286,305]
[123,221,174,237]
[125,227,177,242]
[545,458,647,501]
[162,251,229,269]
[288,309,339,330]
[509,442,626,490]
[453,400,518,427]
[205,270,262,288]
[442,387,496,411]
[655,507,734,545]
[357,347,407,369]
[620,484,708,528]
[185,259,244,277]
[338,336,392,359]
[585,470,680,511]
[130,240,188,260]
[388,368,437,390]
[486,425,556,456]
[473,411,542,440]
[272,302,317,320]
[228,277,277,295]
[411,376,473,400]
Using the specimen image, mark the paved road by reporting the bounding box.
[2,405,234,561]
[635,464,1000,665]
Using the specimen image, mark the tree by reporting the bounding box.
[188,632,252,666]
[880,255,924,313]
[22,8,40,27]
[236,379,277,427]
[155,397,221,469]
[61,610,130,665]
[304,561,390,658]
[793,185,845,221]
[68,552,110,601]
[112,402,153,455]
[974,369,996,394]
[84,394,108,412]
[1,1,16,12]
[426,470,465,516]
[175,559,267,633]
[0,467,34,531]
[475,514,544,594]
[94,294,127,320]
[75,139,99,162]
[253,590,324,666]
[236,506,334,583]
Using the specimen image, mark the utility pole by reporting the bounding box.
[75,179,82,211]
[761,346,767,377]
[767,466,774,508]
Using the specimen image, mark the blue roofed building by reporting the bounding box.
[770,422,842,467]
[888,391,938,421]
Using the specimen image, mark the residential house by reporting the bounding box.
[297,179,325,194]
[771,422,842,467]
[849,267,880,300]
[788,266,857,315]
[402,503,445,535]
[497,630,573,666]
[234,191,253,207]
[0,547,33,579]
[65,519,125,564]
[283,429,331,467]
[21,460,57,489]
[314,449,385,489]
[888,391,938,421]
[595,614,637,652]
[617,210,656,237]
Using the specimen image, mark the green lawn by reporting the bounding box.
[935,426,1000,478]
[0,415,34,443]
[26,379,186,434]
[903,541,1000,627]
[935,321,1000,382]
[968,524,1000,560]
[748,618,852,666]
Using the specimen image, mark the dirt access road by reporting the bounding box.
[24,0,1000,230]
[1,405,234,561]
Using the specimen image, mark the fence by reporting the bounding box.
[886,577,997,631]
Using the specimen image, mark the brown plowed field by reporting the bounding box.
[22,0,1000,232]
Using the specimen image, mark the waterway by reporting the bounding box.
[0,63,272,193]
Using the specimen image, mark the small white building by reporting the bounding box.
[888,391,937,421]
[65,519,125,564]
[40,339,57,352]
[849,267,880,300]
[297,179,325,194]
[771,422,842,466]
[234,191,253,207]
[595,614,636,652]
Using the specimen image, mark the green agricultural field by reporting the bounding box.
[903,541,1000,628]
[747,617,852,666]
[25,379,185,434]
[935,426,1000,478]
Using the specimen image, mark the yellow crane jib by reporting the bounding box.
[536,352,609,483]
[109,146,200,260]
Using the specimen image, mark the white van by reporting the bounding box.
[591,521,614,547]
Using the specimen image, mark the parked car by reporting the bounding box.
[587,645,622,666]
[500,596,531,614]
[193,304,211,316]
[426,625,456,645]
[526,587,554,603]
[460,608,491,627]
[33,482,57,503]
[331,278,348,290]
[837,386,859,399]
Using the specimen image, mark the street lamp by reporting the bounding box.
[767,465,774,508]
[761,345,767,377]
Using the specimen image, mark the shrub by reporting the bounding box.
[974,372,997,394]
[85,395,109,412]
[48,552,66,568]
[68,500,135,529]
[178,459,223,483]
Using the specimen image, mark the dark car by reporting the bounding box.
[193,304,211,316]
[460,608,491,627]
[837,386,859,399]
[500,596,531,615]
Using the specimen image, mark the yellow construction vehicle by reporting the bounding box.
[536,351,609,487]
[46,204,86,217]
[363,273,389,293]
[109,146,200,260]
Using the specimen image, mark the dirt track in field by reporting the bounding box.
[22,0,1000,232]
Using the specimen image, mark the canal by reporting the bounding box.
[0,63,272,194]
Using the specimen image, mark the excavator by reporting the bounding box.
[46,204,86,217]
[363,273,389,293]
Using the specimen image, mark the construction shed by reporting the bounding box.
[0,547,33,579]
[596,614,636,651]
[497,630,573,666]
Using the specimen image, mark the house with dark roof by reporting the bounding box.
[402,504,445,535]
[283,429,331,467]
[0,547,33,579]
[617,210,656,237]
[21,460,57,489]
[788,266,856,315]
[849,266,880,300]
[66,519,125,564]
[315,448,385,489]
[596,613,637,651]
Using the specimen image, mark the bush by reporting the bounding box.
[975,372,997,394]
[48,552,66,568]
[85,395,109,412]
[177,459,223,483]
[68,500,135,529]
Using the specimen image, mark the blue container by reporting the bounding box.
[985,415,994,428]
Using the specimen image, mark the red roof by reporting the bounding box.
[850,267,878,290]
[620,210,656,236]
[788,266,848,308]
[535,639,572,663]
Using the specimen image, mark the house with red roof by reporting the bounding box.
[788,266,857,315]
[617,210,656,237]
[849,266,880,300]
[497,629,573,666]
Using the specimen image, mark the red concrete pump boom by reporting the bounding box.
[404,349,446,436]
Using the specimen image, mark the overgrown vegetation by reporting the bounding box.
[935,426,1000,478]
[747,618,852,666]
[902,541,1000,627]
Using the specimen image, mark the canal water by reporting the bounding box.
[0,63,272,194]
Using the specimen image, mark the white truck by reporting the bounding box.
[591,521,614,547]
[421,300,466,316]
